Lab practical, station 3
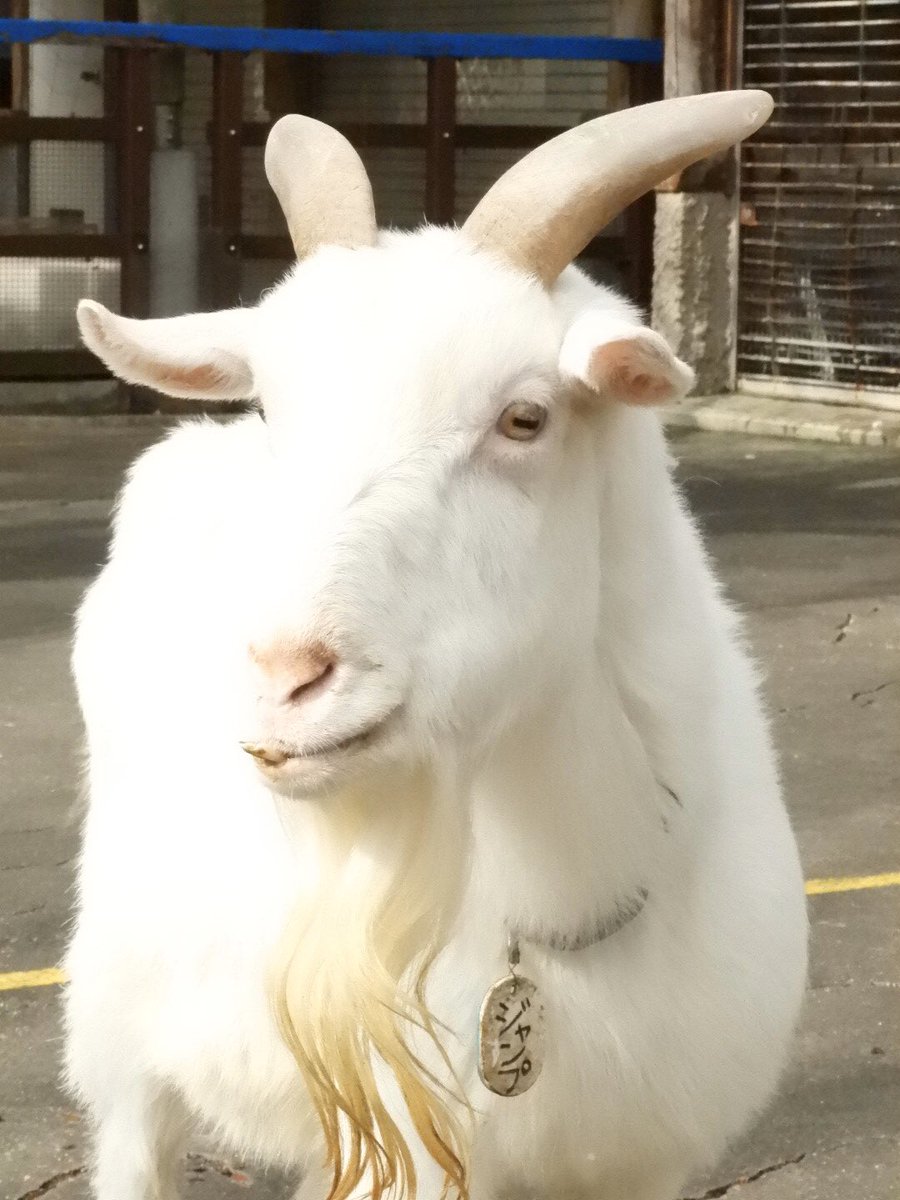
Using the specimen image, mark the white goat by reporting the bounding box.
[65,91,807,1200]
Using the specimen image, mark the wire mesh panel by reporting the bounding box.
[739,0,900,404]
[318,0,611,227]
[0,256,119,352]
[0,33,122,363]
[0,132,119,351]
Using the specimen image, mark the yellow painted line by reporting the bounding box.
[805,871,900,896]
[0,873,898,995]
[0,966,66,992]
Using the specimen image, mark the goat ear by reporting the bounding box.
[76,300,255,400]
[559,314,695,407]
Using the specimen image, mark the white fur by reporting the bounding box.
[65,228,807,1200]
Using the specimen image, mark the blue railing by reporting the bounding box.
[0,19,662,64]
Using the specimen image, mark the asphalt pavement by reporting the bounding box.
[1,415,898,1200]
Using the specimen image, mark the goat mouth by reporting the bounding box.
[241,706,402,768]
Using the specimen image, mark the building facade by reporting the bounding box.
[1,0,896,413]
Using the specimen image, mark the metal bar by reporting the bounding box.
[742,181,900,192]
[209,52,244,309]
[722,0,739,91]
[760,128,900,140]
[742,244,900,257]
[746,165,900,175]
[242,232,625,262]
[239,119,426,149]
[0,19,663,63]
[746,15,900,26]
[739,276,892,292]
[425,57,456,225]
[9,0,28,110]
[746,21,900,34]
[118,46,152,321]
[241,120,573,151]
[738,354,900,376]
[0,115,114,142]
[761,97,900,104]
[0,234,122,255]
[0,349,110,380]
[747,144,900,154]
[15,140,29,219]
[746,0,897,8]
[743,78,900,88]
[741,295,900,312]
[263,0,323,117]
[745,39,900,51]
[624,59,663,309]
[746,61,900,72]
[741,332,900,352]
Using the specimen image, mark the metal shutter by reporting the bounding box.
[738,0,900,408]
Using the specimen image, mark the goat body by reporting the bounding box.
[65,101,807,1200]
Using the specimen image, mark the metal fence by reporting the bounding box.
[0,18,662,397]
[738,0,900,408]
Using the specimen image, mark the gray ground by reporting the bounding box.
[1,416,898,1200]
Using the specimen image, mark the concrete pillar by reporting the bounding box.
[149,148,199,317]
[652,0,738,395]
[652,192,738,396]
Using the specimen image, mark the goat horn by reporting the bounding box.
[462,90,773,287]
[264,115,378,260]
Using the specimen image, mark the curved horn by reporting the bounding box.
[264,115,378,259]
[462,90,773,287]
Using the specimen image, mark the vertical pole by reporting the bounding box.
[625,60,663,312]
[119,47,152,320]
[721,0,740,91]
[117,45,153,410]
[11,0,30,217]
[210,51,243,310]
[264,0,323,117]
[103,0,129,243]
[425,57,456,226]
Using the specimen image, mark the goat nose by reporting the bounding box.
[250,640,337,707]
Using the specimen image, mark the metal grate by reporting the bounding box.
[739,0,900,402]
[0,256,119,351]
[318,0,611,228]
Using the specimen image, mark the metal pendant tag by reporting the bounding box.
[478,973,544,1097]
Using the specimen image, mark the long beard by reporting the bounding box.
[269,765,470,1200]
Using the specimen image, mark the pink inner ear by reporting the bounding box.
[588,339,675,407]
[154,361,224,393]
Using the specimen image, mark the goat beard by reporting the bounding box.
[269,766,470,1200]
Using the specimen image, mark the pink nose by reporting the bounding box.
[250,639,336,707]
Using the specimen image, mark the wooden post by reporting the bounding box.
[210,52,244,310]
[425,57,456,226]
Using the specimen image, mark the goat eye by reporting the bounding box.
[496,401,548,441]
